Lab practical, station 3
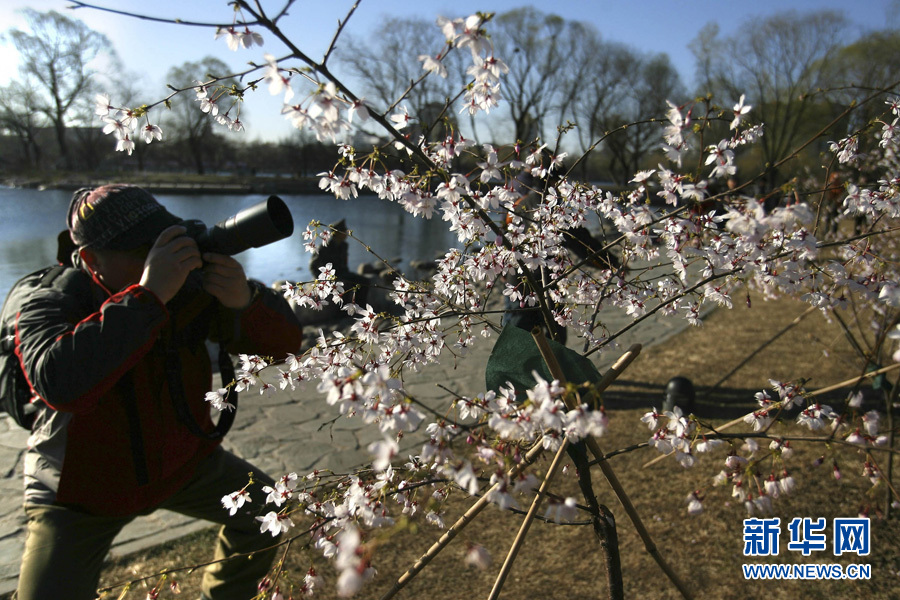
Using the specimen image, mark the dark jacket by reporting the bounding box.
[14,267,303,516]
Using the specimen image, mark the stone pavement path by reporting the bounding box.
[0,283,696,595]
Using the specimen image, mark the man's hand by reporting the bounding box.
[140,225,203,304]
[201,253,252,309]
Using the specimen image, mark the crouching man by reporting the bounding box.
[13,185,304,600]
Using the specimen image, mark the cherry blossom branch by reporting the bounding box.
[585,269,734,356]
[378,439,546,600]
[380,342,642,600]
[564,117,664,178]
[699,433,900,455]
[96,519,322,595]
[722,363,900,432]
[759,80,900,179]
[68,1,244,28]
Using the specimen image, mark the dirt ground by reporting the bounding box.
[96,288,900,600]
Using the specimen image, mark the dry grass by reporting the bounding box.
[95,289,900,600]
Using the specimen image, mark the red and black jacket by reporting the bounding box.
[14,267,303,516]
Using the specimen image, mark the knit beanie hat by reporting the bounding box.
[67,184,181,250]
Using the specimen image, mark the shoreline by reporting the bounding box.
[1,175,324,196]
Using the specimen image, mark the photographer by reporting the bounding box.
[12,185,304,600]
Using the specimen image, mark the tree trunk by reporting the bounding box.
[52,118,71,171]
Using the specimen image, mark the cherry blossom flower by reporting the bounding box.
[368,437,399,471]
[221,489,250,516]
[303,567,322,594]
[686,492,703,516]
[116,135,135,156]
[464,543,492,569]
[640,408,662,430]
[829,135,859,164]
[390,105,412,130]
[796,403,836,431]
[102,116,129,139]
[730,94,751,130]
[256,511,294,536]
[348,98,369,123]
[197,94,219,116]
[205,388,235,412]
[544,496,579,523]
[262,53,294,102]
[418,54,448,78]
[308,81,340,123]
[425,510,445,528]
[262,481,293,507]
[141,123,163,144]
[94,93,114,117]
[215,25,262,50]
[476,144,504,182]
[631,169,656,184]
[743,410,772,432]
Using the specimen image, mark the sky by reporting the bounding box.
[1,0,897,143]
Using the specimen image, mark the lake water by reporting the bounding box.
[0,187,458,296]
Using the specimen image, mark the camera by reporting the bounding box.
[181,195,294,256]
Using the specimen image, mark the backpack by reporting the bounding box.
[0,265,68,430]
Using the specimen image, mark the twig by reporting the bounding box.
[707,304,817,392]
[322,0,360,66]
[67,1,240,27]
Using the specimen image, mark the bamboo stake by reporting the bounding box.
[643,361,900,469]
[378,441,545,600]
[530,335,694,600]
[487,436,570,600]
[884,371,898,519]
[378,342,643,600]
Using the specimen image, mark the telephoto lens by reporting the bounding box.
[186,195,294,256]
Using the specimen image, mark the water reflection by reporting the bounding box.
[0,187,458,294]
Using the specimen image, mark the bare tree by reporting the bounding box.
[4,9,117,170]
[568,35,639,181]
[0,80,45,169]
[570,43,684,184]
[337,17,462,142]
[606,54,684,183]
[823,29,900,127]
[163,57,236,175]
[490,7,574,143]
[690,10,849,187]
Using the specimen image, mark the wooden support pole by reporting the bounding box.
[378,441,545,600]
[379,341,644,600]
[643,361,900,470]
[487,436,570,600]
[530,334,693,600]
